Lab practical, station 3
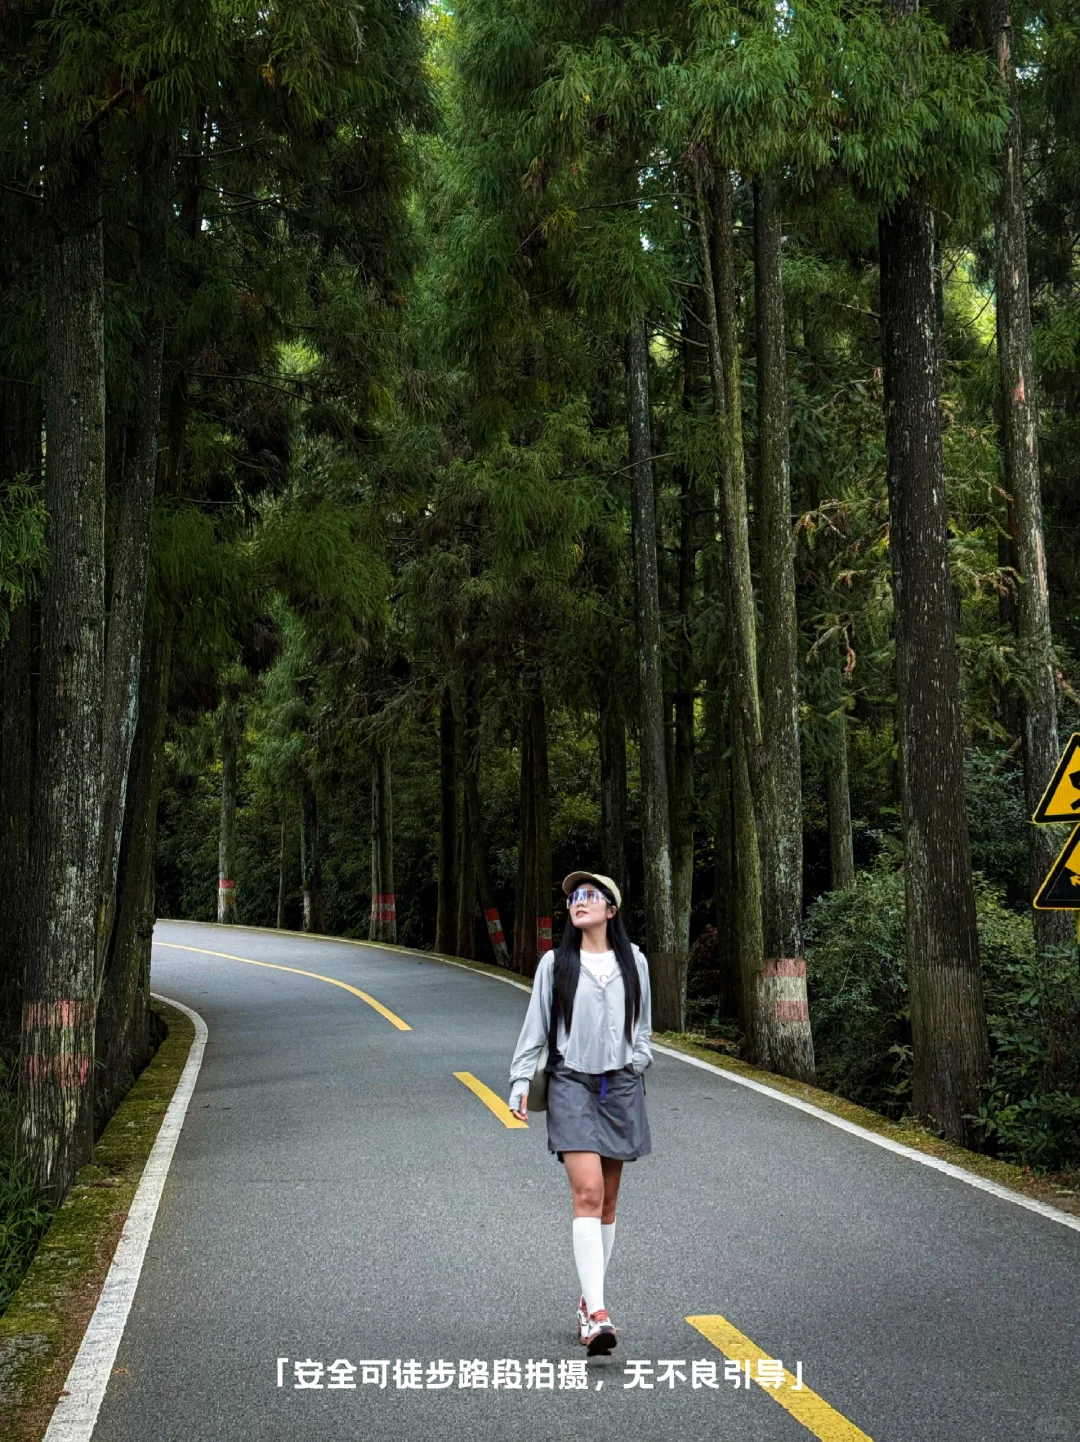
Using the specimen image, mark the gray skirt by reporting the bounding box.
[547,1050,652,1164]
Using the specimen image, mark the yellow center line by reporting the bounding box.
[686,1314,874,1441]
[454,1072,528,1128]
[154,941,412,1030]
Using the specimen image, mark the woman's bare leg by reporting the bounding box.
[599,1155,625,1223]
[563,1151,625,1222]
[562,1151,604,1218]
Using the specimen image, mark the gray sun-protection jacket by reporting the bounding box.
[507,943,653,1111]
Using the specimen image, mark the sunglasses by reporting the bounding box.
[570,887,610,907]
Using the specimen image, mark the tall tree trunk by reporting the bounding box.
[436,685,459,954]
[369,741,396,943]
[95,146,169,996]
[755,179,815,1082]
[709,684,740,1019]
[300,778,324,933]
[276,814,288,929]
[671,455,698,968]
[627,317,681,1028]
[0,365,39,1058]
[463,752,510,968]
[18,143,106,1200]
[597,676,628,901]
[878,13,989,1144]
[456,690,477,959]
[95,622,170,1126]
[693,165,767,1064]
[826,705,856,891]
[0,602,33,1060]
[984,0,1070,950]
[456,787,476,959]
[527,677,550,963]
[217,704,239,923]
[513,689,536,976]
[530,672,553,961]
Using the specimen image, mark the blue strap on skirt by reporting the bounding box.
[600,1074,607,1101]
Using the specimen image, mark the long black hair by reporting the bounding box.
[545,880,642,1070]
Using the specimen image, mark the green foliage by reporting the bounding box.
[0,1065,56,1317]
[0,481,47,643]
[972,942,1080,1171]
[805,860,1080,1170]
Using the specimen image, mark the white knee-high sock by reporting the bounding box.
[601,1218,617,1275]
[572,1216,605,1315]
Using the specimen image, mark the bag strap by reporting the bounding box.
[544,955,559,1072]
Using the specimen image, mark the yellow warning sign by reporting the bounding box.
[1031,733,1080,823]
[1034,824,1080,910]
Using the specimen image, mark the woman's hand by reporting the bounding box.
[510,1097,528,1121]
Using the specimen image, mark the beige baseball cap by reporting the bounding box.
[562,872,622,910]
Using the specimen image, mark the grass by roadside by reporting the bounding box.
[0,998,195,1442]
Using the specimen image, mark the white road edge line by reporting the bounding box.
[157,920,1080,1236]
[42,993,208,1442]
[433,955,1080,1234]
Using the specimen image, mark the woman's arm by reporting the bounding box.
[630,946,653,1073]
[507,953,554,1109]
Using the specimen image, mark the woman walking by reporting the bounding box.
[508,871,653,1357]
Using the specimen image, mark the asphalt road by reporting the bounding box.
[83,919,1080,1442]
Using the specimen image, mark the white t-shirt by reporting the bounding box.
[578,947,617,985]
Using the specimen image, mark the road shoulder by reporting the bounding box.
[0,997,196,1442]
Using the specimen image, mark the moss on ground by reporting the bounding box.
[0,999,195,1442]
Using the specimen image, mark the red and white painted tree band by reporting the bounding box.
[761,957,806,978]
[484,908,505,945]
[370,893,396,923]
[536,916,552,953]
[23,1053,92,1085]
[23,998,93,1028]
[218,879,235,891]
[762,957,809,1024]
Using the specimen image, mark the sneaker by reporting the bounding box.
[583,1308,617,1356]
[576,1295,589,1343]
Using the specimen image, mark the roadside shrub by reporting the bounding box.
[805,860,1080,1171]
[0,1061,55,1317]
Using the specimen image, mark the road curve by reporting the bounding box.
[76,919,1080,1442]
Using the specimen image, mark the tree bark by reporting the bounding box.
[96,145,170,995]
[513,689,536,975]
[878,30,989,1144]
[217,703,239,923]
[671,453,698,968]
[300,778,324,933]
[369,741,396,942]
[826,702,856,891]
[464,753,510,967]
[597,675,628,901]
[984,0,1070,950]
[693,165,767,1064]
[709,684,740,1018]
[276,814,288,929]
[435,685,459,954]
[755,178,815,1082]
[456,699,477,959]
[0,367,38,1058]
[527,670,553,962]
[94,621,170,1127]
[627,317,681,1029]
[18,143,106,1200]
